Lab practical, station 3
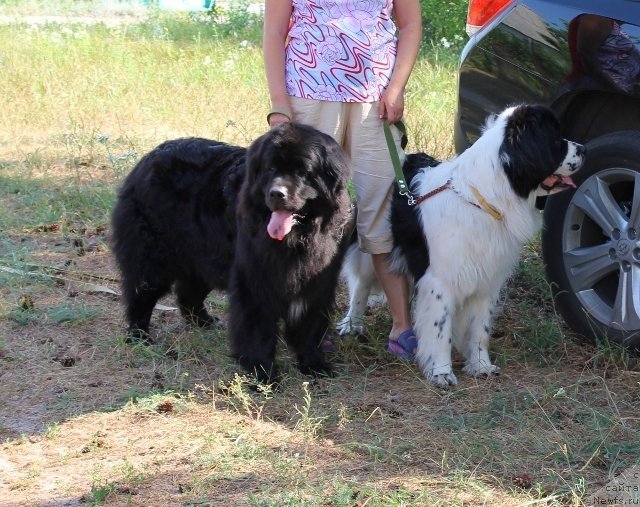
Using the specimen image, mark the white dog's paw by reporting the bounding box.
[420,358,457,386]
[424,364,458,386]
[429,372,458,387]
[335,317,363,336]
[463,362,501,378]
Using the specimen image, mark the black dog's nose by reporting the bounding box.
[270,189,286,201]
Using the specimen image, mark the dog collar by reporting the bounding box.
[415,179,504,222]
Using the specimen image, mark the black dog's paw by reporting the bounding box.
[236,358,282,388]
[185,310,224,329]
[298,360,335,379]
[253,365,282,388]
[125,327,153,345]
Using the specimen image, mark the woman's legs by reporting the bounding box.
[347,103,414,348]
[290,97,415,352]
[372,253,412,341]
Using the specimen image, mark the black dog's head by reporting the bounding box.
[244,122,351,241]
[482,104,586,199]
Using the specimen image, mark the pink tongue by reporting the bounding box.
[267,210,294,240]
[542,174,576,189]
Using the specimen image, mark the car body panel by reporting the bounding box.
[455,0,640,344]
[456,0,640,150]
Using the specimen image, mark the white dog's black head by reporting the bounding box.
[485,104,586,198]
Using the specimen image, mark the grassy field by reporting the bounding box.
[0,5,639,507]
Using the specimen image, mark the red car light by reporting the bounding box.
[467,0,514,35]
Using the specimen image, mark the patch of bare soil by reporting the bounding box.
[1,227,639,506]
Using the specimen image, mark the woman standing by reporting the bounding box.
[263,0,423,358]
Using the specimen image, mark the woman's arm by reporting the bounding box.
[263,0,294,127]
[381,0,423,123]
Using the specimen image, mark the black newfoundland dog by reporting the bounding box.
[111,123,354,383]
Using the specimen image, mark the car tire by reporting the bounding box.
[542,130,640,349]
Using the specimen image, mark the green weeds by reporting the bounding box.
[0,4,636,507]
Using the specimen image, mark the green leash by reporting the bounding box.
[382,119,415,206]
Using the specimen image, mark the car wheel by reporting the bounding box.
[542,131,640,348]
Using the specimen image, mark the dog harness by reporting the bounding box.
[383,120,504,221]
[415,179,504,221]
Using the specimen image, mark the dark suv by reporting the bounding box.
[455,0,640,348]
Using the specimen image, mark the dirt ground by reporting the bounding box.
[1,224,639,506]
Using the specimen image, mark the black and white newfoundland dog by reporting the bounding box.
[338,104,586,386]
[111,122,353,383]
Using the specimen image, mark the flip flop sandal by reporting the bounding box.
[387,328,417,361]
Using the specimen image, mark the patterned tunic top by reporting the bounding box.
[285,0,398,102]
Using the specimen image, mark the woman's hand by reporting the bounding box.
[379,85,405,123]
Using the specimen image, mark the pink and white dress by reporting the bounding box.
[285,0,398,103]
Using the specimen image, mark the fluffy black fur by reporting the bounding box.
[111,123,353,383]
[389,152,439,280]
[500,104,573,198]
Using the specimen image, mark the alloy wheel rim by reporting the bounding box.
[562,167,640,332]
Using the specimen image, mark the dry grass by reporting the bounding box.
[2,238,638,506]
[1,6,639,507]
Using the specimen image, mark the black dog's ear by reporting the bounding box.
[506,104,558,146]
[500,104,566,198]
[245,128,273,191]
[505,104,531,145]
[319,138,350,188]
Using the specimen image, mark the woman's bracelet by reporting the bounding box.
[266,107,292,125]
